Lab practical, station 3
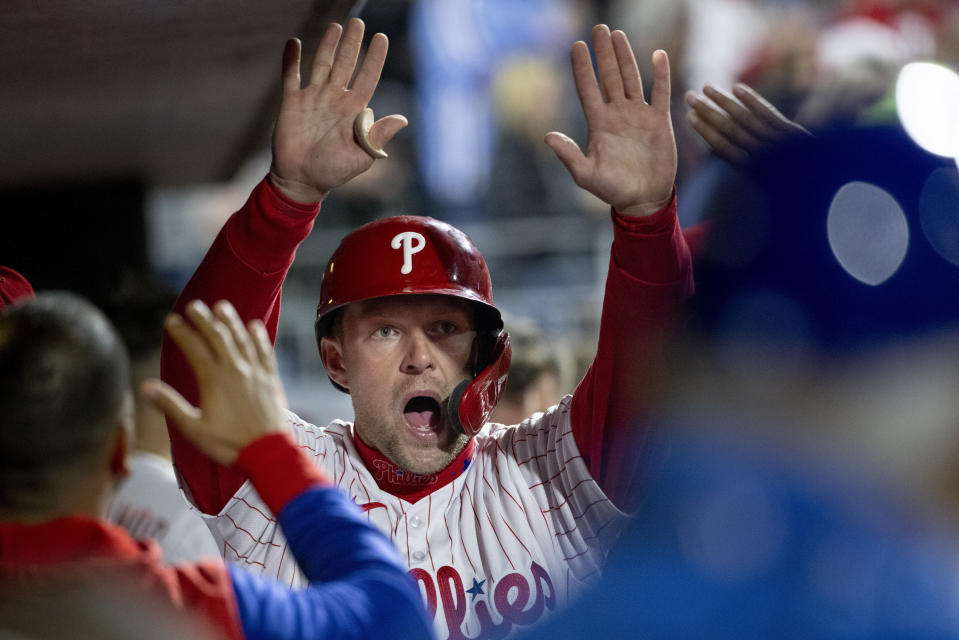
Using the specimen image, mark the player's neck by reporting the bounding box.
[353,432,475,502]
[0,482,113,524]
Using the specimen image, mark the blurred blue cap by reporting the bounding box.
[693,125,959,353]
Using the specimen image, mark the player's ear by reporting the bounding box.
[320,336,350,390]
[109,422,131,478]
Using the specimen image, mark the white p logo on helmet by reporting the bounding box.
[391,231,426,275]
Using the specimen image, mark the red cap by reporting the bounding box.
[0,267,35,310]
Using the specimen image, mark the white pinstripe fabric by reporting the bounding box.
[192,395,628,639]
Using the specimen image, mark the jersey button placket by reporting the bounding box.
[409,513,426,563]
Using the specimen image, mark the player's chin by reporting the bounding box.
[396,432,467,474]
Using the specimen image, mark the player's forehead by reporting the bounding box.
[344,294,474,323]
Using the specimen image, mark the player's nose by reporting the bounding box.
[400,330,434,374]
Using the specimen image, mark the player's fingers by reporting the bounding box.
[249,319,279,374]
[686,90,762,150]
[366,114,409,155]
[544,131,590,186]
[702,84,777,141]
[349,32,388,105]
[281,38,303,95]
[570,41,603,121]
[611,30,644,102]
[164,312,216,378]
[307,23,343,87]
[733,83,809,135]
[184,300,241,365]
[142,379,235,465]
[328,17,364,88]
[140,379,202,432]
[648,50,671,114]
[592,24,625,102]
[213,300,256,365]
[686,110,749,165]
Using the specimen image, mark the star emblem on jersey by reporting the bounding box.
[466,577,486,601]
[452,458,472,478]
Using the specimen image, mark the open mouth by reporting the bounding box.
[403,395,442,432]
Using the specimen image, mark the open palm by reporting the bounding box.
[546,26,677,217]
[269,19,407,204]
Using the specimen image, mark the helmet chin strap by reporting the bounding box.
[446,380,470,434]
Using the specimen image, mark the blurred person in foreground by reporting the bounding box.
[1,264,219,563]
[523,87,959,638]
[0,293,433,640]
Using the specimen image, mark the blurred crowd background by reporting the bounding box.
[171,0,959,427]
[1,0,958,428]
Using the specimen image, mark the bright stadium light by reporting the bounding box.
[895,62,959,159]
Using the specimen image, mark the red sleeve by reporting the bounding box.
[169,560,245,640]
[161,177,320,515]
[570,188,694,511]
[233,432,331,516]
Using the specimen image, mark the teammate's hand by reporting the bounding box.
[141,300,289,465]
[269,18,408,204]
[545,25,676,218]
[685,83,811,166]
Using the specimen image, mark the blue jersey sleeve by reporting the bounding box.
[228,485,434,640]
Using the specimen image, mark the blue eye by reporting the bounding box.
[376,326,394,338]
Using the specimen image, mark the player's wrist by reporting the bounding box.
[268,170,329,204]
[617,188,674,218]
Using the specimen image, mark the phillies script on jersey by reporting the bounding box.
[190,396,628,639]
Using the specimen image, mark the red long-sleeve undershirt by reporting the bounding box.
[571,191,694,509]
[162,177,693,514]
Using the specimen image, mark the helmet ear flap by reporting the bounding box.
[449,332,511,437]
[469,329,498,377]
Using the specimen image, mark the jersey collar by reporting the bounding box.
[353,432,474,503]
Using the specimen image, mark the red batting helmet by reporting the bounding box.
[314,216,511,437]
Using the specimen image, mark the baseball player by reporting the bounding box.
[0,294,433,640]
[162,19,693,639]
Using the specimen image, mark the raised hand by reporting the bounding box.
[685,83,810,166]
[142,300,288,465]
[545,25,677,218]
[269,18,408,203]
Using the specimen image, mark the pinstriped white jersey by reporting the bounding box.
[196,395,628,639]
